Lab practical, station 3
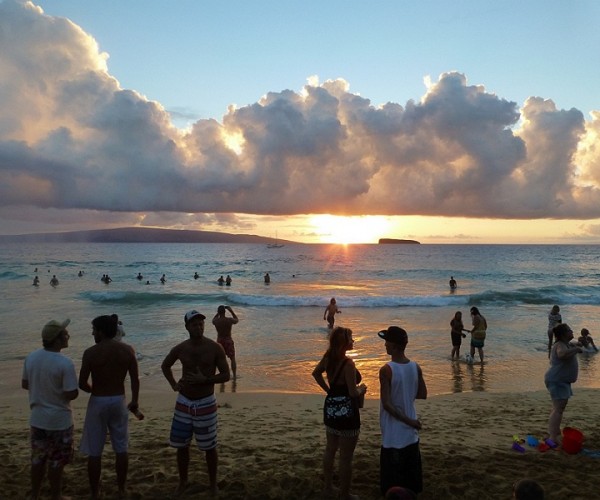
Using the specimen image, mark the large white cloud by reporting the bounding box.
[1,0,600,226]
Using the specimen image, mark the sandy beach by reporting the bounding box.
[3,368,600,500]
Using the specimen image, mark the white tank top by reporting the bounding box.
[379,360,420,449]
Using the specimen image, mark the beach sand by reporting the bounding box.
[3,371,600,499]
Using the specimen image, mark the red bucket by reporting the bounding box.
[562,427,584,454]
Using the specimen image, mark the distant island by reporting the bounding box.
[0,227,298,244]
[0,228,421,245]
[378,238,420,245]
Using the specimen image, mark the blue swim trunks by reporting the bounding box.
[546,381,573,400]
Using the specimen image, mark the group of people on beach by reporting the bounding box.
[22,314,139,499]
[22,305,240,499]
[449,306,487,363]
[312,301,549,499]
[312,321,545,499]
[23,286,565,499]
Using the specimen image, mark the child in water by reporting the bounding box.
[450,311,468,360]
[577,328,598,352]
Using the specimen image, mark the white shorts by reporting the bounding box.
[80,395,129,456]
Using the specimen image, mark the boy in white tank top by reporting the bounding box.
[378,326,428,497]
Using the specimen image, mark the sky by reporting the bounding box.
[1,0,600,244]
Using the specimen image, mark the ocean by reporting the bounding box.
[2,243,600,398]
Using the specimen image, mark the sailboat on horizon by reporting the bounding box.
[267,231,284,248]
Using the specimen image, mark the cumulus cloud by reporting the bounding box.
[1,0,600,228]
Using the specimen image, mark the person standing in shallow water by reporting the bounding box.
[212,305,239,380]
[469,307,487,364]
[450,311,468,360]
[324,298,341,329]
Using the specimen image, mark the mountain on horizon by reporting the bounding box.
[0,227,299,244]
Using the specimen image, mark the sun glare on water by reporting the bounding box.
[311,215,390,244]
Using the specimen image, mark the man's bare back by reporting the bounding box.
[80,339,138,397]
[212,305,239,340]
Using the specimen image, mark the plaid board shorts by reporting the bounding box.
[30,425,74,467]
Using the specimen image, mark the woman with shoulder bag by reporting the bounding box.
[312,327,367,499]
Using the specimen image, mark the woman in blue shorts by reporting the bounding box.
[545,323,582,443]
[469,307,487,364]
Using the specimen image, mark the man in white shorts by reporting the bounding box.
[79,314,140,499]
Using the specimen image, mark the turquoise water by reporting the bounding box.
[2,243,600,396]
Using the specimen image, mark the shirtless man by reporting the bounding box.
[161,310,230,496]
[79,315,140,499]
[323,297,341,329]
[212,305,239,379]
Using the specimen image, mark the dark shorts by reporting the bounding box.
[380,441,423,496]
[451,333,463,347]
[30,426,74,468]
[471,339,485,348]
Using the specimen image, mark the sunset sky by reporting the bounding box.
[1,0,600,244]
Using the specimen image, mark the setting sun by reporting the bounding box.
[310,215,390,244]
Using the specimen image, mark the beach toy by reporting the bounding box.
[512,441,526,453]
[538,442,550,452]
[562,427,584,455]
[512,435,525,444]
[526,435,539,447]
[544,437,558,449]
